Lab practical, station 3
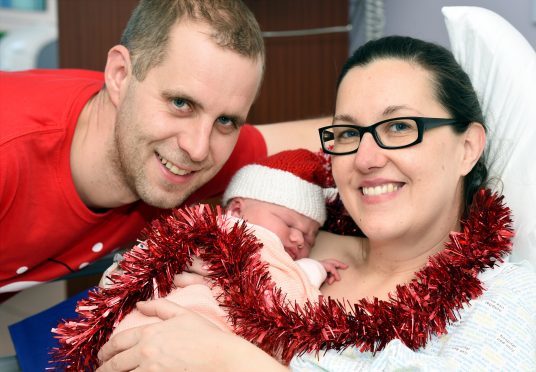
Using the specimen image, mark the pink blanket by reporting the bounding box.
[112,218,321,336]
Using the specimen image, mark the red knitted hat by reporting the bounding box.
[222,149,336,224]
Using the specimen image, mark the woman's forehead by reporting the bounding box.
[340,58,433,91]
[336,59,443,120]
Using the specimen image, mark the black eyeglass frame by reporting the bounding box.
[318,116,463,155]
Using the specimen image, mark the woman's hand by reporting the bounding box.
[97,299,224,371]
[97,299,288,372]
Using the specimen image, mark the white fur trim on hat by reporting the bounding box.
[222,164,327,225]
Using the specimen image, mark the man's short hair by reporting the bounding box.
[120,0,265,80]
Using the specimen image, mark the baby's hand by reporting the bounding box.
[99,258,123,288]
[173,256,211,287]
[320,259,349,285]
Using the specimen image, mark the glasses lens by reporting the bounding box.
[375,119,418,148]
[323,126,360,154]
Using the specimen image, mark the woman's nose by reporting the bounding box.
[352,132,387,171]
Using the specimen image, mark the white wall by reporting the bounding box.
[0,0,57,32]
[0,0,58,70]
[386,0,535,47]
[351,0,536,50]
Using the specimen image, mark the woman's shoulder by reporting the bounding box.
[479,260,536,309]
[310,230,365,263]
[481,259,536,284]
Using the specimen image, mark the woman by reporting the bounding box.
[96,36,536,371]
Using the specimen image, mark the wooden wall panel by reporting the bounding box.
[58,0,137,71]
[58,0,349,123]
[245,0,349,123]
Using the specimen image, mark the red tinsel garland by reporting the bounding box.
[51,189,512,370]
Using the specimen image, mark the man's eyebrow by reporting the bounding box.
[161,89,246,126]
[162,89,204,110]
[225,113,246,127]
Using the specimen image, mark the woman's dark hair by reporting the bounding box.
[338,36,487,216]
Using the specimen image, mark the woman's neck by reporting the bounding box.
[360,212,461,278]
[316,227,457,303]
[361,236,446,275]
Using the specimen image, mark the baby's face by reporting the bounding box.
[236,199,320,260]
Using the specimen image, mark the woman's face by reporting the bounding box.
[332,58,471,243]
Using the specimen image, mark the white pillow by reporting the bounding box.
[442,6,536,265]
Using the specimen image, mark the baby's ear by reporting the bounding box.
[227,198,245,218]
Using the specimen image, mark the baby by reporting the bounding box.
[111,148,347,333]
[222,148,346,288]
[53,149,348,368]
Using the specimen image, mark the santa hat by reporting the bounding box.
[222,149,337,225]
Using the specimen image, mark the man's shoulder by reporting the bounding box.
[1,68,103,80]
[0,69,104,145]
[1,69,104,101]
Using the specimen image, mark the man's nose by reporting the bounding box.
[176,119,212,162]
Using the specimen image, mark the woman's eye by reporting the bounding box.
[388,122,411,132]
[335,128,359,141]
[341,129,359,138]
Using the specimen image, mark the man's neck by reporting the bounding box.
[70,90,137,210]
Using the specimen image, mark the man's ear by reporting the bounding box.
[227,198,245,218]
[461,122,486,176]
[104,45,132,107]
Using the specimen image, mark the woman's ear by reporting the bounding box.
[461,122,486,176]
[227,198,245,218]
[104,45,132,107]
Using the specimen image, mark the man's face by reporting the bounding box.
[113,20,263,208]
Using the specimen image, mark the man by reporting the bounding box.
[0,0,322,298]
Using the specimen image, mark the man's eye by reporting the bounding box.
[172,98,189,110]
[217,116,237,128]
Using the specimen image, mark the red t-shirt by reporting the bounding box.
[0,69,267,295]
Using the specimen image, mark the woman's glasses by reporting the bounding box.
[318,117,463,155]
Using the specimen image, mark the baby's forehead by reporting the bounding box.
[244,199,318,226]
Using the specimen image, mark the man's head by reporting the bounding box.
[121,0,265,81]
[102,0,264,209]
[223,149,336,259]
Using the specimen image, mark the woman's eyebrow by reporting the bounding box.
[334,105,416,124]
[333,113,357,123]
[382,105,413,116]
